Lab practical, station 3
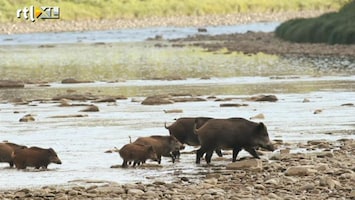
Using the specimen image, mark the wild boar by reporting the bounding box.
[194,118,275,164]
[133,135,184,164]
[12,146,62,169]
[119,143,158,168]
[0,142,27,167]
[165,117,222,157]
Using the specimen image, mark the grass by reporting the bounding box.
[275,0,355,44]
[0,0,351,22]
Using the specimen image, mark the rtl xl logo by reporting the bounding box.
[17,6,60,22]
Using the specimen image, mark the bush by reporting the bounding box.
[275,0,355,44]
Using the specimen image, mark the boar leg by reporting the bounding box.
[172,150,180,159]
[204,150,214,164]
[196,148,205,164]
[232,147,242,162]
[169,153,176,163]
[9,161,14,168]
[122,160,128,168]
[215,149,223,157]
[244,147,260,159]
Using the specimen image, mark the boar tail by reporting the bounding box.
[129,136,132,143]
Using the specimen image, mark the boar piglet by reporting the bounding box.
[119,143,158,168]
[12,147,62,169]
[0,142,27,168]
[195,118,275,164]
[165,117,222,158]
[133,135,184,164]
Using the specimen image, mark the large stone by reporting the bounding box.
[61,78,93,84]
[285,166,317,176]
[141,95,174,105]
[226,159,262,171]
[80,105,99,112]
[19,114,35,122]
[0,80,24,88]
[248,95,278,102]
[127,189,144,195]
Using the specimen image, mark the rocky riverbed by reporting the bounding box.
[0,139,353,199]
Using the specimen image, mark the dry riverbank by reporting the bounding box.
[0,10,330,34]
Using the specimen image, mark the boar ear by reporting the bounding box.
[258,122,266,130]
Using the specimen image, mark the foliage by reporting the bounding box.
[275,0,355,44]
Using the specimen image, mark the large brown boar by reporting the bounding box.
[119,143,158,168]
[133,135,184,164]
[12,147,62,169]
[194,118,275,164]
[165,117,222,158]
[0,142,27,167]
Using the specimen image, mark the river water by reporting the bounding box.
[0,23,354,189]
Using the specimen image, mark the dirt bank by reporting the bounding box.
[170,32,355,58]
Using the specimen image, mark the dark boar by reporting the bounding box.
[12,147,62,169]
[0,142,27,167]
[119,143,158,168]
[165,117,222,157]
[194,118,275,164]
[133,135,184,164]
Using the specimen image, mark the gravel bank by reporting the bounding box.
[0,10,330,34]
[0,139,354,199]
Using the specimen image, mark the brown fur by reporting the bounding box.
[0,142,27,167]
[12,146,62,169]
[195,118,275,164]
[165,117,222,158]
[133,135,184,164]
[119,143,158,168]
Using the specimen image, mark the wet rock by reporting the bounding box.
[341,103,354,106]
[226,159,262,171]
[0,80,24,88]
[80,105,99,112]
[313,109,323,114]
[163,109,183,113]
[171,97,206,102]
[285,166,317,176]
[61,78,93,84]
[250,113,265,120]
[303,98,310,103]
[197,27,207,32]
[19,114,35,122]
[248,95,278,102]
[141,95,174,105]
[220,103,248,107]
[48,114,88,118]
[53,94,96,101]
[93,97,116,103]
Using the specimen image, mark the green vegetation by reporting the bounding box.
[275,1,355,44]
[0,0,350,22]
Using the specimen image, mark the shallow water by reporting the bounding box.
[0,83,354,189]
[0,22,279,45]
[0,24,354,189]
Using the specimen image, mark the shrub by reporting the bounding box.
[275,0,355,44]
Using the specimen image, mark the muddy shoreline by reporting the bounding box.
[0,139,353,199]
